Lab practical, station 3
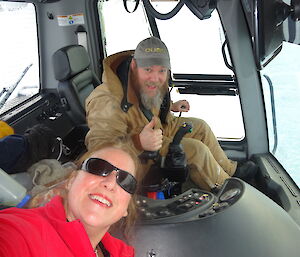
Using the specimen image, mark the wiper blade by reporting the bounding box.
[0,63,33,109]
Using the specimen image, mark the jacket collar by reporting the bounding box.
[102,50,139,112]
[44,196,133,257]
[43,196,96,257]
[116,54,134,112]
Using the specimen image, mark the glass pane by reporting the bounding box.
[170,90,244,140]
[261,42,300,187]
[155,5,233,75]
[0,2,39,115]
[98,0,151,56]
[155,4,242,139]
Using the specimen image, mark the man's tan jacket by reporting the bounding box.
[85,50,176,156]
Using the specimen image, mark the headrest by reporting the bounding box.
[52,45,90,81]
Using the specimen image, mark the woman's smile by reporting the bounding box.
[88,193,112,208]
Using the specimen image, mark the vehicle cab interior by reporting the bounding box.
[0,0,300,256]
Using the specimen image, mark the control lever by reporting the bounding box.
[178,104,186,117]
[164,122,193,169]
[140,122,192,198]
[139,150,159,164]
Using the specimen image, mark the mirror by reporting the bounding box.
[241,0,292,69]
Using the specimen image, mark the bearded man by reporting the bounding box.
[85,37,257,191]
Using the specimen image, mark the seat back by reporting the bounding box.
[52,45,100,125]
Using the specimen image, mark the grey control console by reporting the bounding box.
[130,178,300,257]
[136,178,244,224]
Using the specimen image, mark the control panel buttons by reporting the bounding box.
[137,189,214,220]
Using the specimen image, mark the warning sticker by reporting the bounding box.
[57,13,85,26]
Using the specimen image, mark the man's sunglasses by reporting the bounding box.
[81,157,137,194]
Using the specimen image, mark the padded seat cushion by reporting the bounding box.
[70,70,96,108]
[53,45,90,81]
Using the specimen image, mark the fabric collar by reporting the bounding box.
[116,55,134,113]
[43,196,133,257]
[102,50,139,108]
[42,196,96,257]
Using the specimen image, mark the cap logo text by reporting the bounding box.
[144,47,164,53]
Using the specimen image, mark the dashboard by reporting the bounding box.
[130,178,300,257]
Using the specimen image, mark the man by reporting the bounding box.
[85,37,256,191]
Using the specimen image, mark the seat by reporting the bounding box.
[52,44,100,125]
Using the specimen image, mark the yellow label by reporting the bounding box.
[144,47,164,53]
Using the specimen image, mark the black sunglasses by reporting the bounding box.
[81,158,137,194]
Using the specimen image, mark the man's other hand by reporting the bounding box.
[171,100,190,112]
[139,117,163,151]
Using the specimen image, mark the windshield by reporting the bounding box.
[154,3,232,75]
[261,42,300,187]
[0,2,39,115]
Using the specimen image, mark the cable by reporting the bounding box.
[55,137,63,161]
[142,0,185,20]
[123,0,140,13]
[222,38,234,71]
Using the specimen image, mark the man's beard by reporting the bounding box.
[130,66,168,110]
[140,83,164,110]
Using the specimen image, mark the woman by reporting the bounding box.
[0,138,140,257]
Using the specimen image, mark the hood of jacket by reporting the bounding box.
[101,50,137,111]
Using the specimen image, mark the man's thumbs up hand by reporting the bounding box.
[139,117,163,151]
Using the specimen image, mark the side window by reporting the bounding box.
[98,0,151,56]
[261,42,300,187]
[155,6,244,140]
[0,2,39,115]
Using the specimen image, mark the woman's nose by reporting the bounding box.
[101,171,118,191]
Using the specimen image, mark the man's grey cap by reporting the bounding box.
[134,37,171,69]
